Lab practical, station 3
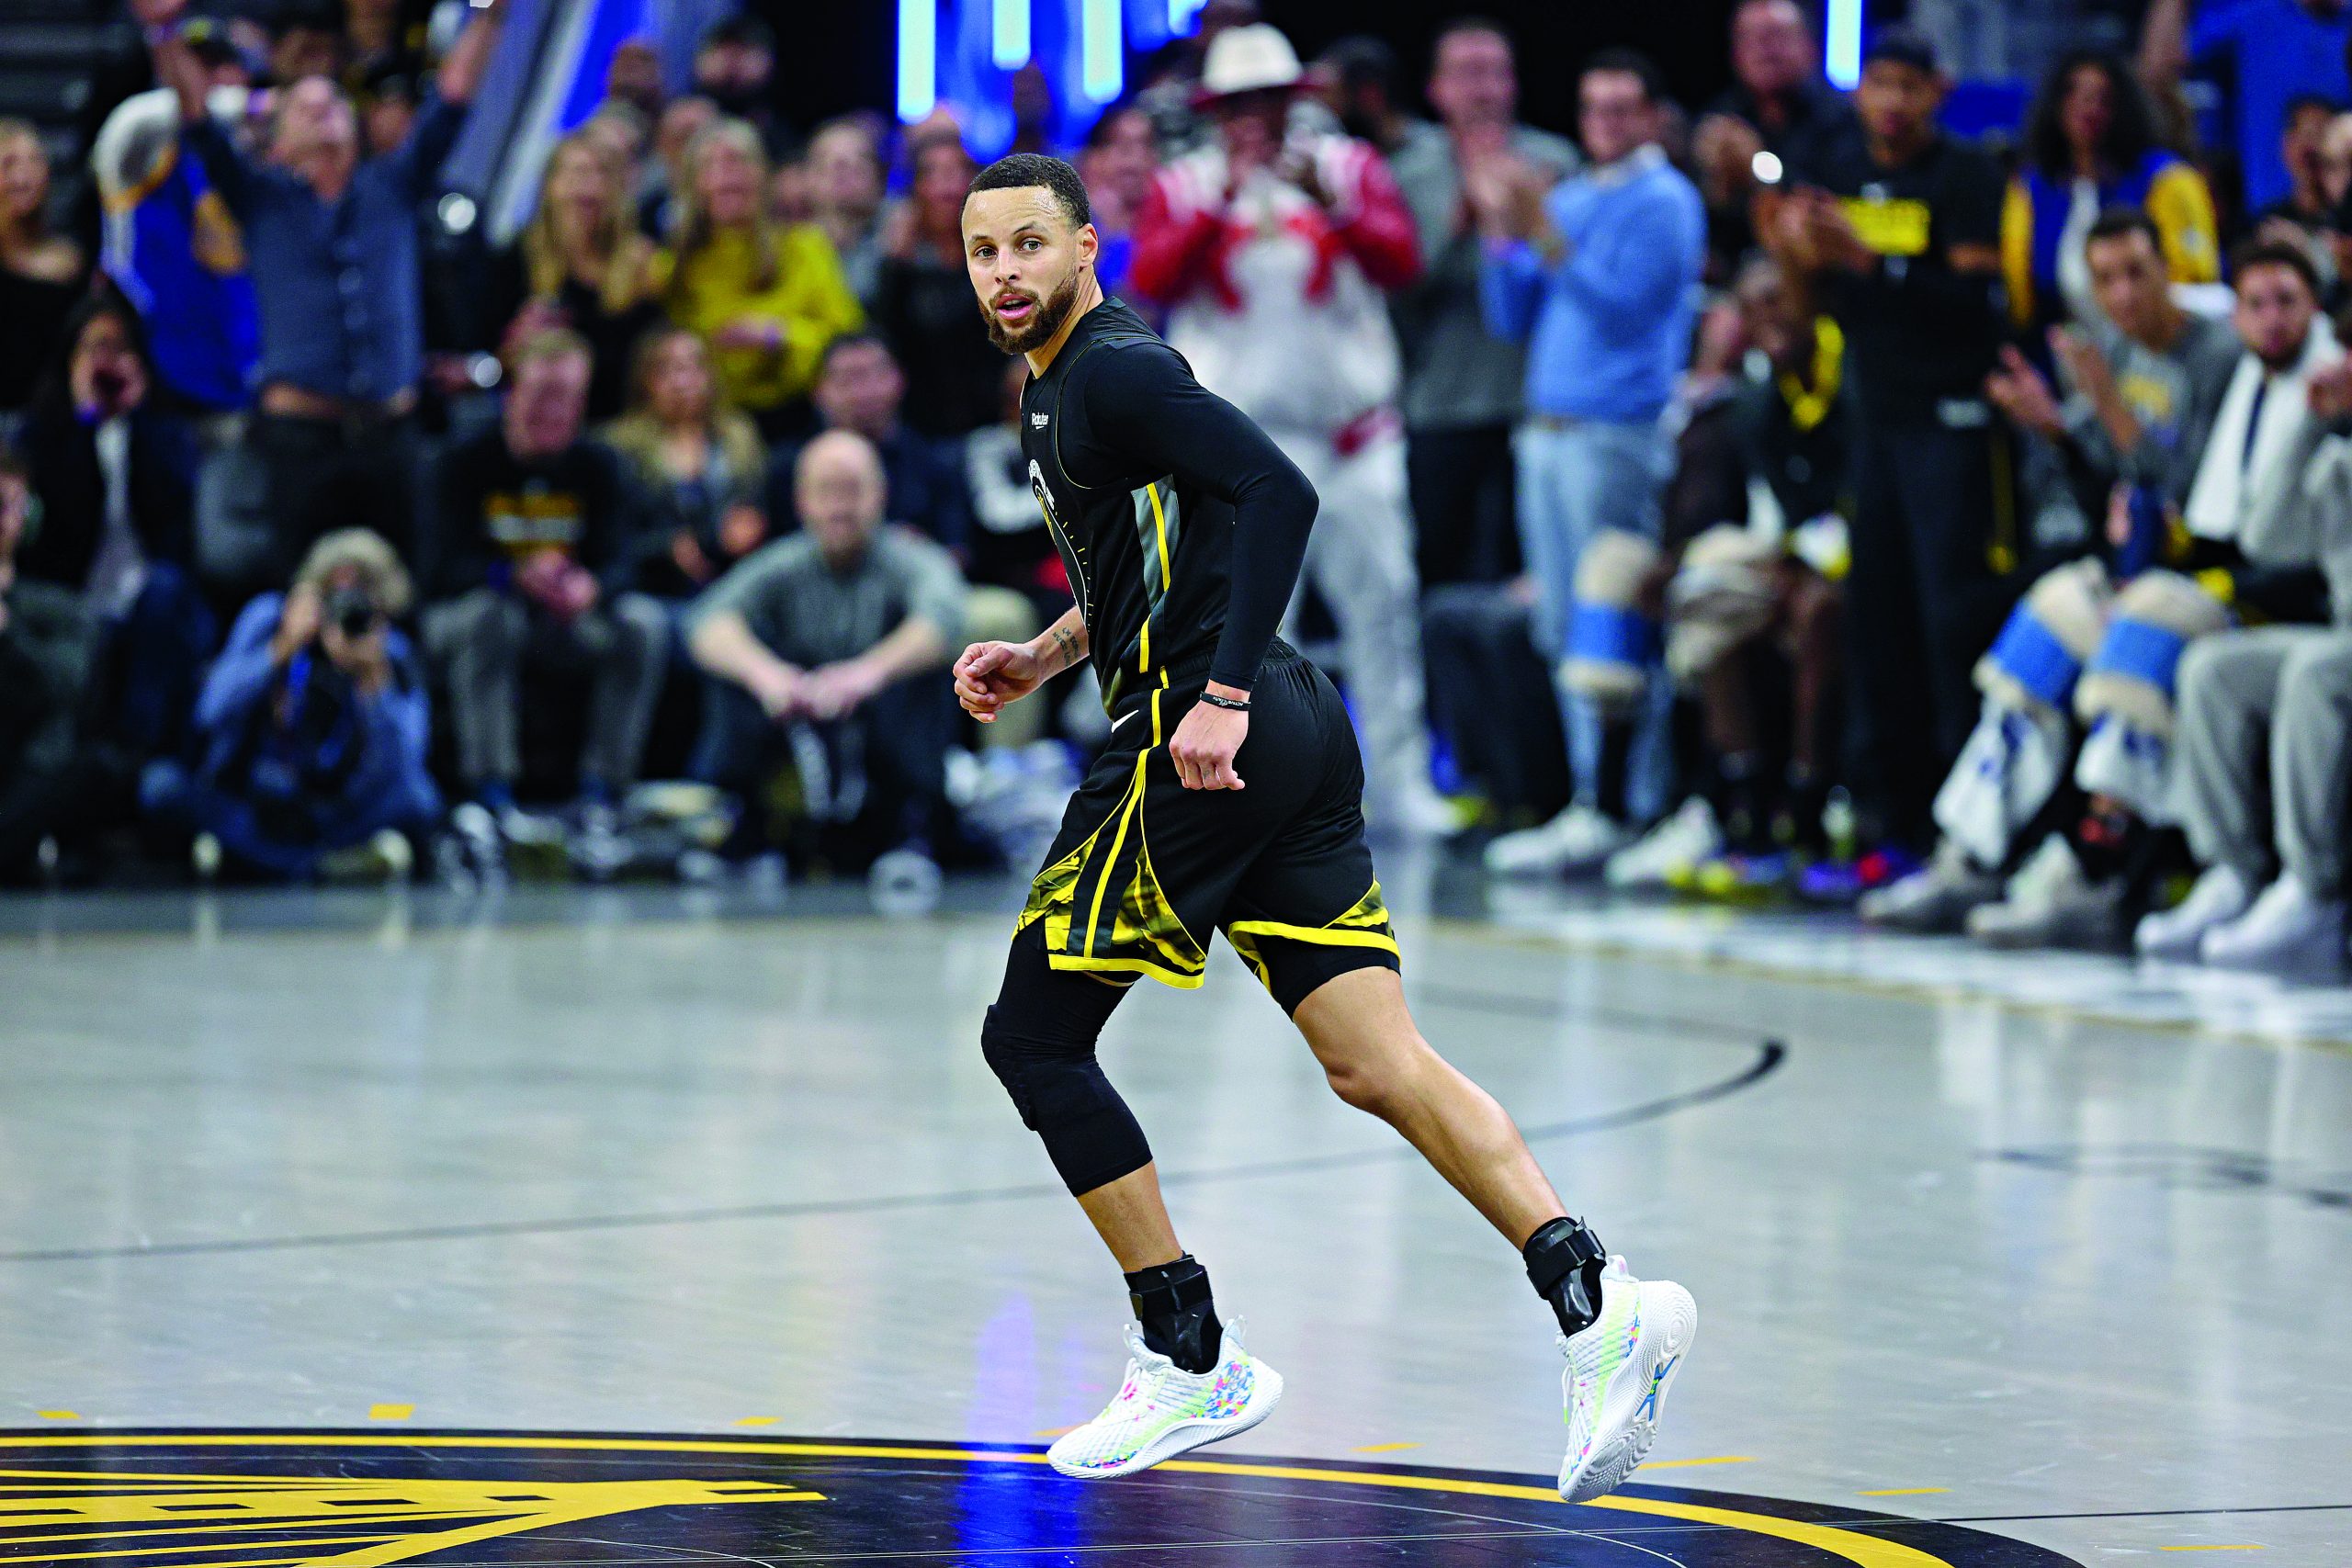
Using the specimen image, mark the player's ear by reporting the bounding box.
[1077,221,1100,266]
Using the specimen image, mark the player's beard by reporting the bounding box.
[982,265,1082,355]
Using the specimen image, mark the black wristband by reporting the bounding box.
[1198,691,1250,712]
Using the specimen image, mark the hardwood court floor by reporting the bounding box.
[2,875,2346,1564]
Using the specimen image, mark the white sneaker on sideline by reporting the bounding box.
[1558,1256,1697,1503]
[1856,840,1999,931]
[1046,1318,1283,1479]
[2199,875,2347,971]
[1605,797,1723,889]
[1381,781,1463,839]
[1486,805,1630,877]
[2135,864,2253,959]
[1965,835,2120,948]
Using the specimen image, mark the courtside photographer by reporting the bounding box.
[143,528,437,880]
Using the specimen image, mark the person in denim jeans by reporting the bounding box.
[1470,50,1704,875]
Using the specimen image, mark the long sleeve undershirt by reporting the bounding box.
[1060,338,1319,691]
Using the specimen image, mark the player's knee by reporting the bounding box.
[1322,1056,1397,1116]
[1317,1035,1430,1121]
[980,1004,1117,1133]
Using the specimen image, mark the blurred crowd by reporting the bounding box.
[7,0,2352,970]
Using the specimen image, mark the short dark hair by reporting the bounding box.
[819,331,896,377]
[1084,100,1149,149]
[2086,206,2163,254]
[967,152,1092,230]
[1581,47,1665,105]
[699,15,775,53]
[1432,16,1513,62]
[2286,91,2342,124]
[1318,35,1396,98]
[1863,25,1939,74]
[2231,235,2324,299]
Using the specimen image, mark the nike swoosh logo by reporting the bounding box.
[1110,709,1139,733]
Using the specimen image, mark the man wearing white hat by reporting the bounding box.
[1129,22,1453,836]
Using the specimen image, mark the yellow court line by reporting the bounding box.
[1636,1455,1753,1469]
[37,1411,82,1420]
[0,1437,1964,1568]
[365,1405,413,1421]
[730,1416,779,1427]
[26,1535,390,1562]
[1031,1427,1078,1438]
[1859,1487,1951,1496]
[1350,1442,1419,1453]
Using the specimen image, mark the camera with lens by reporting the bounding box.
[324,583,384,642]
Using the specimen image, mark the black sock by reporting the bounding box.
[1781,764,1829,855]
[1125,1255,1223,1374]
[1717,752,1769,852]
[1522,1216,1608,1337]
[1595,723,1634,823]
[2072,804,2143,884]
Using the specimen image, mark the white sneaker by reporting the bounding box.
[2199,875,2347,971]
[1856,840,1999,931]
[1376,781,1463,839]
[1605,797,1723,889]
[569,802,631,881]
[1965,835,2120,948]
[2134,864,2252,960]
[1046,1318,1283,1479]
[1558,1256,1697,1503]
[319,828,415,884]
[1485,804,1630,877]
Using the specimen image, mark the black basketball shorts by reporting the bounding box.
[1013,645,1400,1014]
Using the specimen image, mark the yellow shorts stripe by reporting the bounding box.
[1043,952,1209,988]
[1223,920,1402,957]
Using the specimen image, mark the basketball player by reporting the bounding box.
[953,153,1695,1499]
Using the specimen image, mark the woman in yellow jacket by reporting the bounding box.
[652,118,863,431]
[2002,50,2219,338]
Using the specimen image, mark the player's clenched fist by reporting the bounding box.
[1168,694,1248,791]
[954,640,1045,722]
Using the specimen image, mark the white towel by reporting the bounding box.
[2184,319,2340,542]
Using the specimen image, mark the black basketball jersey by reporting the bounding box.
[1016,298,1317,716]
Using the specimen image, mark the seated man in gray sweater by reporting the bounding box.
[688,430,968,869]
[2141,354,2352,968]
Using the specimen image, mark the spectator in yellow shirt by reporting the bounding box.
[652,118,862,433]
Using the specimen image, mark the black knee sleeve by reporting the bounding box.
[980,931,1152,1195]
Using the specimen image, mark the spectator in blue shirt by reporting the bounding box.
[1471,48,1705,876]
[2143,0,2352,215]
[142,527,439,881]
[146,0,506,588]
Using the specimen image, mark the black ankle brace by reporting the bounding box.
[1125,1255,1223,1373]
[1522,1216,1607,1337]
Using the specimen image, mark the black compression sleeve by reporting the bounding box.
[1078,344,1318,691]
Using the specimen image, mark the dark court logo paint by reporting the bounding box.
[0,1429,2084,1566]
